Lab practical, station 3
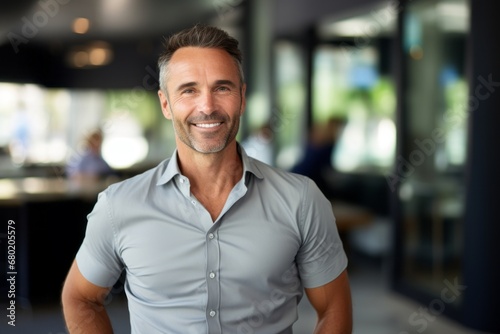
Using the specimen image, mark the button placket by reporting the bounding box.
[205,229,221,332]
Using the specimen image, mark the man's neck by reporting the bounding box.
[176,142,243,220]
[178,142,242,182]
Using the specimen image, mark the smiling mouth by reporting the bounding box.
[194,122,222,128]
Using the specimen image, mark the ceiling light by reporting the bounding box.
[89,47,109,66]
[437,3,468,18]
[72,17,90,34]
[327,18,369,37]
[66,41,113,68]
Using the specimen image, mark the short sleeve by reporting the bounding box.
[296,179,348,288]
[76,190,124,287]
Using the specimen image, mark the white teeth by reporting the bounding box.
[196,123,221,128]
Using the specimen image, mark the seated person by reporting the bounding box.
[66,129,114,182]
[290,117,346,198]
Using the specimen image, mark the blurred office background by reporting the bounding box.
[0,0,499,333]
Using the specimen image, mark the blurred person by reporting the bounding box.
[66,128,114,182]
[290,117,346,198]
[8,101,30,165]
[61,24,352,334]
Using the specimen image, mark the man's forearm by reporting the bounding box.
[313,309,353,334]
[63,299,114,334]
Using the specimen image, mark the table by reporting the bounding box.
[331,200,373,231]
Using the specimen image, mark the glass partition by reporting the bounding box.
[313,45,396,173]
[313,7,397,175]
[397,0,469,302]
[272,41,308,170]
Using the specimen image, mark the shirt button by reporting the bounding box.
[208,233,214,239]
[180,178,184,183]
[209,272,216,279]
[209,310,216,317]
[191,200,196,205]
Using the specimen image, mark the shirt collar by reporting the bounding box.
[156,143,264,187]
[239,143,264,180]
[156,149,182,186]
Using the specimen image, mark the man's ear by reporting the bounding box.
[158,90,172,120]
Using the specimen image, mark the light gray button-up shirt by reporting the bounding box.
[76,146,347,334]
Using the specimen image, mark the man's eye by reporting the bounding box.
[217,86,230,92]
[182,89,195,94]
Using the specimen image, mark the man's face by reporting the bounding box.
[158,47,246,154]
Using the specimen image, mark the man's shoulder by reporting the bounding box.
[249,157,313,191]
[248,157,330,215]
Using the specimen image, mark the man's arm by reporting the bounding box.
[61,260,114,334]
[305,269,353,334]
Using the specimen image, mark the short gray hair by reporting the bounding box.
[157,24,244,92]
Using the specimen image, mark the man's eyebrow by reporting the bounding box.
[214,79,237,88]
[175,81,197,92]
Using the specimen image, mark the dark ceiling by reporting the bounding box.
[0,0,225,44]
[0,0,383,49]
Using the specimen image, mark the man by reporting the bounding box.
[66,128,114,182]
[62,24,352,333]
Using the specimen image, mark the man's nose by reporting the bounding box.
[198,90,216,114]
